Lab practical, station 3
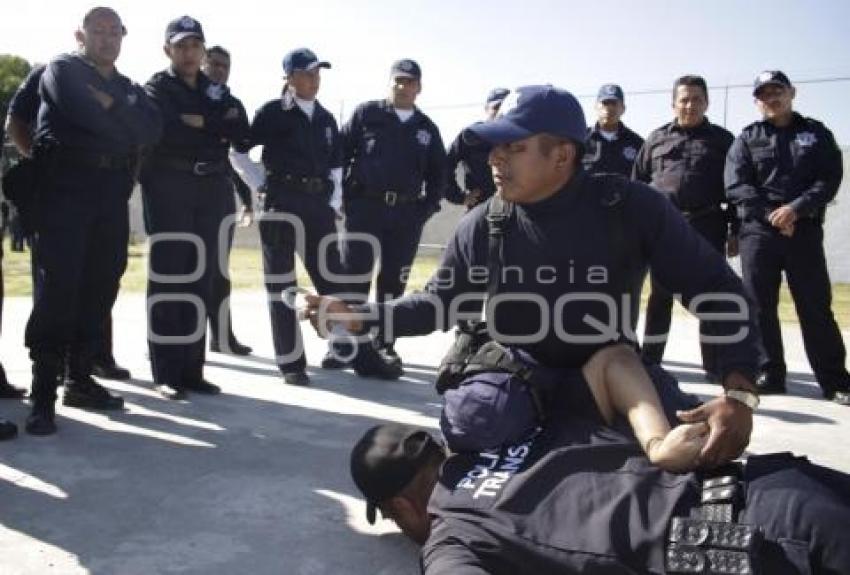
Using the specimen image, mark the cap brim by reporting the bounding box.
[392,71,418,79]
[306,60,332,71]
[598,97,623,103]
[366,501,377,524]
[169,31,204,44]
[463,118,533,147]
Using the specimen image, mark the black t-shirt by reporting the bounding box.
[423,419,700,574]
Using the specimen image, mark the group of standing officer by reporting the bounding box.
[1,8,848,439]
[447,75,848,405]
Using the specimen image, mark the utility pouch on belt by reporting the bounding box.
[666,463,763,574]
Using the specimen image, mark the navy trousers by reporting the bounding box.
[738,219,849,397]
[259,188,344,372]
[142,167,229,386]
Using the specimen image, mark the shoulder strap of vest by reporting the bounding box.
[485,194,513,305]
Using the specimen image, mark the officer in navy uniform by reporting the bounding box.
[341,59,447,369]
[200,45,253,357]
[445,88,509,210]
[5,63,132,382]
[234,47,346,386]
[142,16,250,400]
[24,7,162,434]
[726,71,849,405]
[582,84,643,177]
[309,85,761,469]
[351,422,850,574]
[633,75,734,382]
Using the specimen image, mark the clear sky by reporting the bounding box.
[2,0,849,145]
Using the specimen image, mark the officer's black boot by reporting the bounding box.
[0,418,17,440]
[353,343,403,380]
[0,363,26,399]
[26,354,62,436]
[377,342,402,367]
[91,356,131,381]
[64,354,124,410]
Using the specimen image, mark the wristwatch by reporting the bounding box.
[725,389,760,411]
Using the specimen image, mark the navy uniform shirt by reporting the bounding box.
[145,69,249,162]
[423,419,699,574]
[8,64,45,125]
[341,99,447,210]
[249,95,342,179]
[582,122,644,177]
[633,119,733,211]
[724,112,843,221]
[366,172,758,378]
[445,128,495,206]
[35,53,162,154]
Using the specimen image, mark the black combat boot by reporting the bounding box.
[0,363,26,399]
[64,354,124,410]
[26,353,62,436]
[353,344,403,380]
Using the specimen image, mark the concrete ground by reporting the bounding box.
[0,290,848,575]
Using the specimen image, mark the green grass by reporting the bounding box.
[2,240,847,328]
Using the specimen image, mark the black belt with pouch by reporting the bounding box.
[666,463,762,574]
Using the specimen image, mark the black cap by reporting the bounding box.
[597,83,624,103]
[350,424,440,524]
[753,70,792,96]
[390,59,422,80]
[165,15,205,44]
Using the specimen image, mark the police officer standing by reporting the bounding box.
[341,59,447,368]
[633,75,734,382]
[726,71,849,405]
[5,63,133,382]
[24,7,162,434]
[582,84,643,177]
[142,16,250,400]
[445,88,509,210]
[235,47,345,386]
[201,45,253,357]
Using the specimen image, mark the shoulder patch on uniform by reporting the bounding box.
[796,131,817,147]
[127,91,138,106]
[622,146,637,161]
[325,126,333,147]
[416,129,431,146]
[206,83,224,101]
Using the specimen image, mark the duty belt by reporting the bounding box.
[153,156,228,177]
[666,464,762,574]
[267,173,329,195]
[679,205,723,221]
[56,149,132,171]
[361,189,420,206]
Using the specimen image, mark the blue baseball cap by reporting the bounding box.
[390,58,421,80]
[463,84,587,147]
[485,87,510,108]
[440,370,539,453]
[283,48,331,76]
[753,70,792,96]
[597,83,624,103]
[165,15,204,44]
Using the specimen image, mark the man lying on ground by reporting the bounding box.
[351,420,850,574]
